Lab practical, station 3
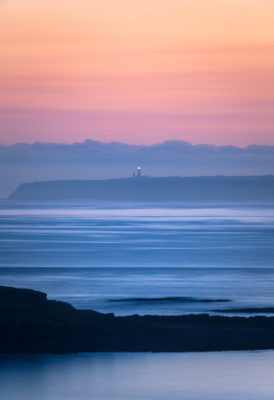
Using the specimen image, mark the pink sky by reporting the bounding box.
[0,0,274,145]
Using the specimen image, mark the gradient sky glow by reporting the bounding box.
[0,0,274,145]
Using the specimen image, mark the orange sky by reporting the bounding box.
[0,0,274,144]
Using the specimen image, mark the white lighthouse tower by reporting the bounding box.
[137,166,141,177]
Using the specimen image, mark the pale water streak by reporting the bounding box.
[1,200,274,315]
[1,351,274,400]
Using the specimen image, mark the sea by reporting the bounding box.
[1,199,274,399]
[1,199,274,315]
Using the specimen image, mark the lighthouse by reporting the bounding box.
[132,166,143,178]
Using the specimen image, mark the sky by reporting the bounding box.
[0,0,274,145]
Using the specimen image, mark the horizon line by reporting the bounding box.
[1,138,274,149]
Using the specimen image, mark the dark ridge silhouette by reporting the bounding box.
[212,307,274,313]
[8,175,274,201]
[3,286,274,354]
[2,139,274,196]
[108,296,231,303]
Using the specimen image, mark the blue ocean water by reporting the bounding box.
[1,351,274,400]
[1,200,274,315]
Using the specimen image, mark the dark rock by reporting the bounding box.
[2,286,274,354]
[212,307,274,313]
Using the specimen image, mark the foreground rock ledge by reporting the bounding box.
[1,285,274,354]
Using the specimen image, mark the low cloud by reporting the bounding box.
[1,140,274,196]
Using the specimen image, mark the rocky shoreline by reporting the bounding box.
[2,285,274,354]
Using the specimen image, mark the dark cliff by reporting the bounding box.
[2,286,274,353]
[9,175,274,201]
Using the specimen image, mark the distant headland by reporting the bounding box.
[8,173,274,201]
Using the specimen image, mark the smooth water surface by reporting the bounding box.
[1,351,274,400]
[1,200,274,315]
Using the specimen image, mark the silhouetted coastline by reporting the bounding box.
[9,175,274,201]
[2,285,274,354]
[212,307,274,313]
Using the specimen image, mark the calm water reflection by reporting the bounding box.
[1,351,274,400]
[2,201,274,315]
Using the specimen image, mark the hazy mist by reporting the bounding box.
[1,139,274,196]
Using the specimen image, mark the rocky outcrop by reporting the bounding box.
[2,286,274,354]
